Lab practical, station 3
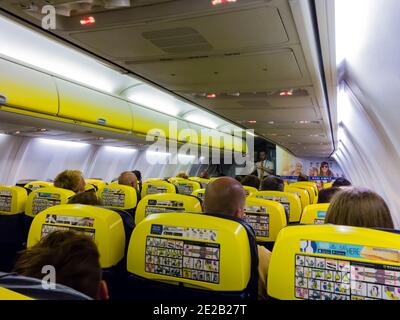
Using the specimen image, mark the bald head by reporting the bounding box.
[118,171,138,189]
[203,177,246,218]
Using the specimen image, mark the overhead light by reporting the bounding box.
[184,113,218,129]
[15,131,21,134]
[268,121,275,124]
[279,90,293,97]
[248,120,257,124]
[146,150,171,157]
[299,120,310,124]
[206,93,217,99]
[104,146,137,153]
[37,128,47,132]
[39,138,88,148]
[80,17,96,25]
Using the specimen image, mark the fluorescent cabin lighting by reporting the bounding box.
[104,146,137,153]
[39,138,88,148]
[0,16,139,93]
[146,150,171,157]
[246,131,256,137]
[184,113,219,129]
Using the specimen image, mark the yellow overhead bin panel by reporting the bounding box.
[0,58,58,115]
[56,78,133,131]
[131,103,188,141]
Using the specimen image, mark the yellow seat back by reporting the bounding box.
[290,182,317,204]
[86,179,107,190]
[188,177,210,188]
[191,188,205,201]
[25,187,75,218]
[300,204,330,225]
[135,193,202,225]
[285,186,310,210]
[98,184,138,210]
[250,191,302,223]
[244,197,287,243]
[27,204,125,268]
[0,287,33,300]
[0,186,28,215]
[268,225,400,300]
[243,186,258,197]
[141,180,176,198]
[127,212,254,292]
[169,178,201,196]
[24,181,53,192]
[323,181,334,189]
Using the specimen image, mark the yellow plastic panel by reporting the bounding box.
[0,186,28,215]
[244,197,286,243]
[131,102,188,140]
[169,178,201,195]
[0,58,58,115]
[127,212,252,291]
[188,177,210,189]
[268,225,400,300]
[86,179,107,190]
[98,184,138,210]
[25,187,75,218]
[233,136,246,153]
[0,287,33,300]
[300,204,330,225]
[24,181,53,192]
[323,182,334,189]
[243,186,258,197]
[250,191,302,223]
[57,78,133,130]
[191,188,205,201]
[289,183,317,204]
[285,186,310,210]
[27,204,125,268]
[141,180,176,199]
[135,193,202,225]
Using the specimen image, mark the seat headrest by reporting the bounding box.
[169,178,201,196]
[285,186,310,209]
[135,193,202,225]
[251,191,302,223]
[244,197,287,243]
[300,204,330,225]
[141,180,176,199]
[25,187,75,218]
[98,184,138,210]
[0,287,33,300]
[188,177,210,188]
[86,179,107,190]
[289,183,317,204]
[127,212,254,293]
[27,204,125,268]
[242,186,258,197]
[268,225,400,300]
[191,188,205,201]
[0,186,27,215]
[24,181,53,192]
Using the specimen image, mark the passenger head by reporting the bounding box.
[325,187,394,228]
[332,177,352,187]
[261,176,284,192]
[241,175,260,189]
[258,151,267,161]
[317,187,341,203]
[199,170,209,179]
[297,174,309,182]
[13,230,108,299]
[118,171,138,189]
[132,170,142,183]
[54,170,85,193]
[176,172,189,179]
[68,191,102,206]
[203,177,246,218]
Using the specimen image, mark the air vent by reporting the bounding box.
[142,27,213,53]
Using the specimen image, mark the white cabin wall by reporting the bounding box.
[0,135,200,185]
[333,0,400,228]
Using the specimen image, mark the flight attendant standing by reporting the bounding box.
[254,151,275,180]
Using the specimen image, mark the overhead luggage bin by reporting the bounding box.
[0,58,58,115]
[56,78,133,131]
